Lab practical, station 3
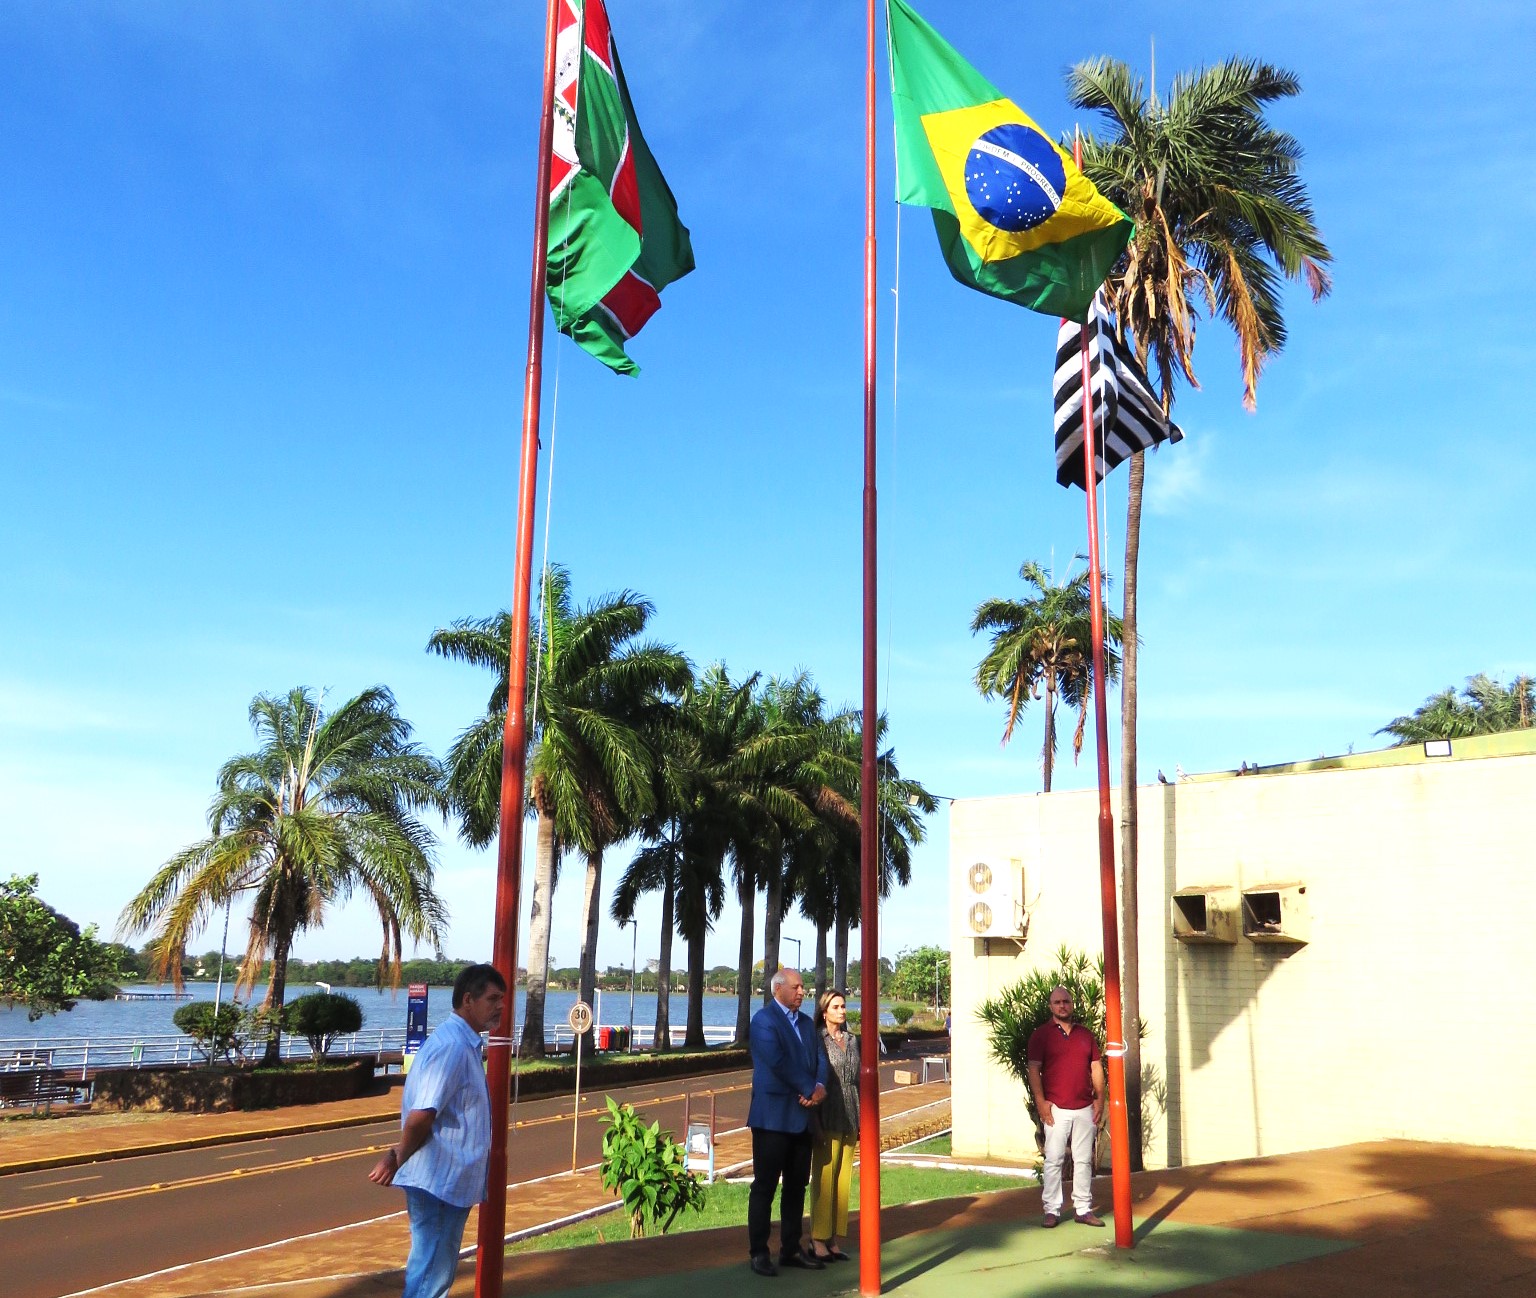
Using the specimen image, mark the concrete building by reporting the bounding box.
[949,729,1536,1169]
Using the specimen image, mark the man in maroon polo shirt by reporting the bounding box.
[1026,985,1104,1228]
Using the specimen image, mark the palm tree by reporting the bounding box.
[611,831,682,1051]
[775,707,932,995]
[1379,674,1535,744]
[676,665,784,1046]
[610,704,697,1052]
[1069,56,1332,1166]
[971,560,1124,792]
[428,565,688,1058]
[119,687,447,1063]
[737,678,847,1032]
[828,715,934,992]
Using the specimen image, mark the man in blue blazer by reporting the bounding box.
[746,967,828,1277]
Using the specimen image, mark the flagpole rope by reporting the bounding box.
[884,202,902,719]
[879,8,904,959]
[517,182,574,1085]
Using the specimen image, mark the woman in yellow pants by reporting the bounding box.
[809,990,858,1262]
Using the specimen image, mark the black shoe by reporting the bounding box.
[779,1252,826,1271]
[750,1254,779,1278]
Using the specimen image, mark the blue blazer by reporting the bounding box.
[746,1002,828,1134]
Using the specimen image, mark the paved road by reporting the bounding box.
[2,1062,917,1298]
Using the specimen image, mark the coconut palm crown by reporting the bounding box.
[972,560,1124,792]
[1070,56,1332,409]
[118,687,448,1059]
[428,565,690,1057]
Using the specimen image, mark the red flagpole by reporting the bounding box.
[857,0,882,1292]
[473,0,562,1293]
[1074,130,1135,1248]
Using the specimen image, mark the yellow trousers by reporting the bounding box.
[810,1134,856,1240]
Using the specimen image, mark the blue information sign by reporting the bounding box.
[404,983,429,1071]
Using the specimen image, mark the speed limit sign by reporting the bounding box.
[568,1000,593,1035]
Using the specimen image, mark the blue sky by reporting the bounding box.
[3,1,1533,975]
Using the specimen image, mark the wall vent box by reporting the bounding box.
[963,860,1025,938]
[1171,886,1239,944]
[1241,883,1309,945]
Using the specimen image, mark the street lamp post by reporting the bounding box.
[782,936,802,976]
[627,919,637,1053]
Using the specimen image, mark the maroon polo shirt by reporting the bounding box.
[1026,1020,1102,1109]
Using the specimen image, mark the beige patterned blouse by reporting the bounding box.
[818,1028,860,1138]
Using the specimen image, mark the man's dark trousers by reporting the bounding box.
[748,1126,815,1258]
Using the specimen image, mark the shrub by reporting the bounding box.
[172,1000,247,1065]
[283,992,363,1066]
[974,945,1106,1152]
[975,946,1163,1157]
[890,1005,915,1027]
[598,1097,705,1238]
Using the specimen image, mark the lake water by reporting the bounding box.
[0,984,889,1044]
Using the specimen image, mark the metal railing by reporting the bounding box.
[545,1024,736,1052]
[0,1021,739,1080]
[0,1030,410,1079]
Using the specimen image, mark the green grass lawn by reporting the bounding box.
[509,1164,1020,1252]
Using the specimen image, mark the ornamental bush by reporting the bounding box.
[974,945,1107,1152]
[598,1097,705,1238]
[890,1005,915,1027]
[282,992,363,1066]
[172,1000,248,1065]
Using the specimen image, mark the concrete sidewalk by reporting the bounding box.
[233,1139,1536,1298]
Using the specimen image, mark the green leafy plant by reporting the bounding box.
[598,1097,705,1238]
[283,992,364,1067]
[172,1000,248,1065]
[975,944,1161,1157]
[890,1004,915,1027]
[975,945,1106,1152]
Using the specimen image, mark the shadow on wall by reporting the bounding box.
[1159,783,1301,1164]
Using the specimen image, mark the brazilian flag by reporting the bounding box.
[888,0,1131,323]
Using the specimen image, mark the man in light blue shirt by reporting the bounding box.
[369,963,506,1298]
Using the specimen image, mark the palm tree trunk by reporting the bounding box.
[814,923,829,1002]
[684,931,706,1049]
[260,935,293,1066]
[654,868,674,1052]
[521,813,557,1060]
[1120,450,1145,1170]
[577,846,604,1054]
[833,914,849,992]
[761,868,783,1008]
[733,873,755,1044]
[1042,673,1057,793]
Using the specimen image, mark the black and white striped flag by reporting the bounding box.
[1052,292,1182,490]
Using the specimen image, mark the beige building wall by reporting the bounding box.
[950,738,1536,1168]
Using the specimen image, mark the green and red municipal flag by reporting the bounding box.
[887,0,1131,323]
[547,0,693,375]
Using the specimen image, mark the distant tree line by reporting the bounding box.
[167,956,889,997]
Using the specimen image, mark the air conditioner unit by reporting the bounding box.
[1242,882,1309,945]
[963,859,1025,938]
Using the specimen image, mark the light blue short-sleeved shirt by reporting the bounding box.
[393,1011,491,1208]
